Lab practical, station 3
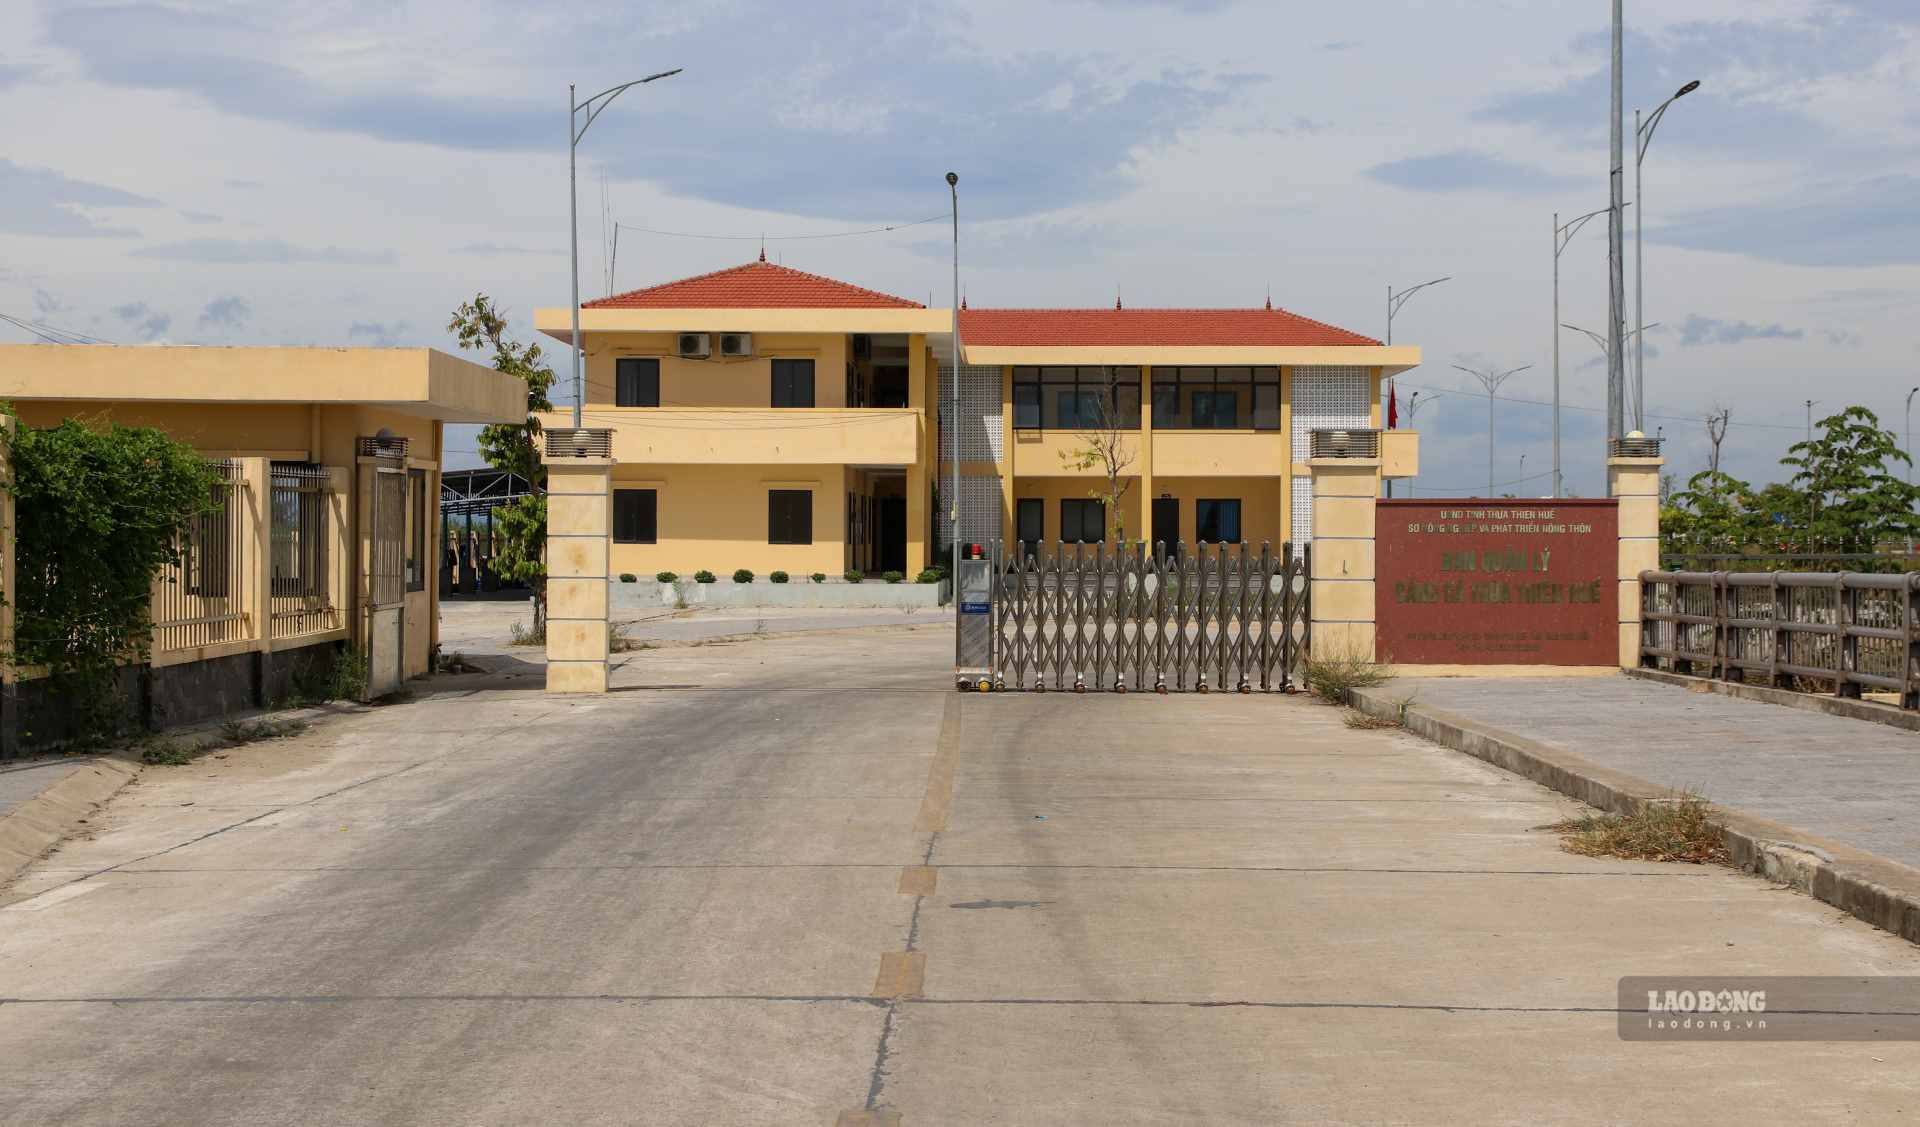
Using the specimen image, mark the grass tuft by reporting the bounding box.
[1300,647,1391,704]
[1342,710,1400,730]
[1551,793,1729,865]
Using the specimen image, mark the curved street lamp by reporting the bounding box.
[1553,205,1613,498]
[1452,363,1533,498]
[569,69,682,427]
[1633,79,1701,433]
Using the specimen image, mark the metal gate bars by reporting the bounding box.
[987,541,1309,693]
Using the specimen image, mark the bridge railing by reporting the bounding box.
[1640,569,1920,709]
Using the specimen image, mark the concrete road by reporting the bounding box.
[1,614,1918,1125]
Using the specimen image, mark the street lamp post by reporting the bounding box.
[1907,386,1918,555]
[1633,80,1701,432]
[1453,364,1533,498]
[1554,206,1611,498]
[1384,277,1449,499]
[947,173,960,588]
[569,69,681,427]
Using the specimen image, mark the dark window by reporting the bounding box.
[1016,498,1044,551]
[1150,367,1280,430]
[614,489,658,544]
[1012,382,1041,429]
[769,489,813,544]
[616,358,660,407]
[772,359,816,408]
[270,463,329,600]
[406,468,427,591]
[1196,499,1242,544]
[1060,498,1105,543]
[1012,366,1141,429]
[1192,390,1239,429]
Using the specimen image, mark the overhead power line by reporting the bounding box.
[1399,380,1805,433]
[0,312,116,346]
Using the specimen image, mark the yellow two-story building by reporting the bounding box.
[536,258,1420,579]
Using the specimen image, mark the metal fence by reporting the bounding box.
[990,541,1310,693]
[1641,570,1920,708]
[153,460,248,653]
[269,462,339,637]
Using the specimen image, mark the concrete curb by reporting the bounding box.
[1624,666,1920,734]
[1349,685,1920,946]
[0,757,139,887]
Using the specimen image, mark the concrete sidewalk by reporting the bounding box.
[1355,674,1920,943]
[0,757,138,883]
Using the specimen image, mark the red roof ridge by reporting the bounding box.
[587,260,923,309]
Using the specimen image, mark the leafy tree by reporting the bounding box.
[8,415,220,737]
[1780,406,1920,554]
[1662,470,1764,557]
[447,295,557,626]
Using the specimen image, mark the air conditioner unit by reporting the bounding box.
[677,332,711,359]
[718,332,754,358]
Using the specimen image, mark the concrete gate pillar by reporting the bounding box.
[1608,441,1665,669]
[544,430,614,693]
[1308,446,1382,663]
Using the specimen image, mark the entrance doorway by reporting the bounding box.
[1152,497,1179,558]
[878,496,907,573]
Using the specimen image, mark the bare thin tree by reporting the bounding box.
[1705,406,1731,476]
[1058,366,1138,542]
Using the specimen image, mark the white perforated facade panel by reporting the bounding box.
[938,364,1004,462]
[936,474,1004,553]
[1289,366,1372,544]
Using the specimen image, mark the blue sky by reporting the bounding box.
[2,0,1916,496]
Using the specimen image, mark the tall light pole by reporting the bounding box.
[1384,277,1449,499]
[1906,386,1918,554]
[1633,80,1701,432]
[1453,364,1532,498]
[947,172,960,585]
[1518,452,1528,496]
[1387,277,1450,346]
[569,69,681,427]
[1554,206,1611,498]
[1607,0,1626,443]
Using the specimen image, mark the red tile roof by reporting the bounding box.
[585,259,924,309]
[959,307,1378,347]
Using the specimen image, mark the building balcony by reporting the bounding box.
[1152,431,1288,476]
[547,407,922,467]
[1382,429,1419,479]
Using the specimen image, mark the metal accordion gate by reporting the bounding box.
[987,541,1310,693]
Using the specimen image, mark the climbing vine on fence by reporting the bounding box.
[7,414,220,733]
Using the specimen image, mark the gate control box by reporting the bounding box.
[954,543,993,684]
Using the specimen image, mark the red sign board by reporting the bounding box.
[1375,499,1618,666]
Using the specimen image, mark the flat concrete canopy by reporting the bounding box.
[0,345,525,424]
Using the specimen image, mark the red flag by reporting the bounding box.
[1387,380,1399,429]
